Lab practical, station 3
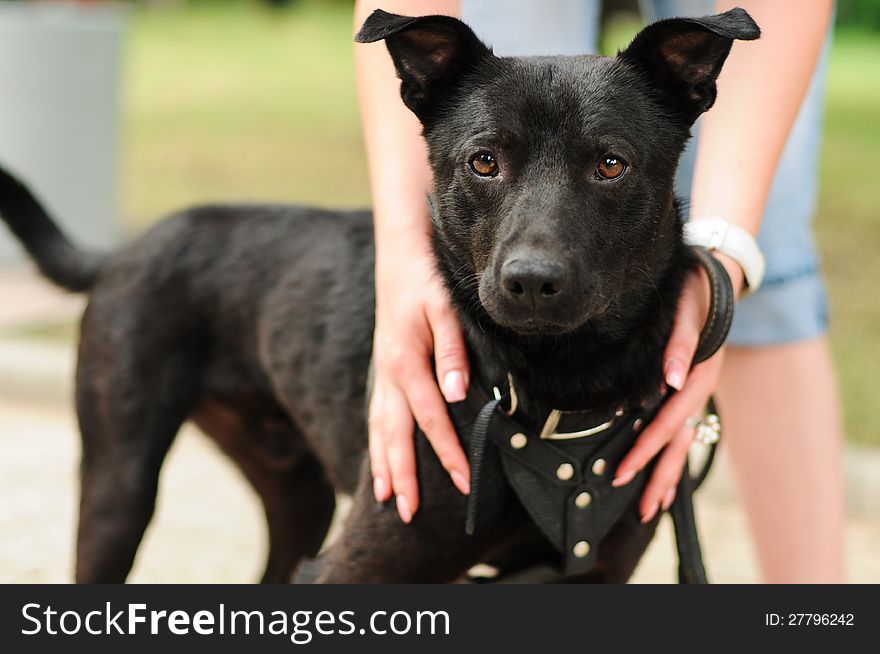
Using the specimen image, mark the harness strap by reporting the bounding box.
[465,397,503,536]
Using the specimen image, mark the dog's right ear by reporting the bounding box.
[355,10,491,123]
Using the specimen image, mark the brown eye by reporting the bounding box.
[469,152,499,177]
[596,156,626,180]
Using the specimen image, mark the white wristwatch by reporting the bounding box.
[683,217,766,292]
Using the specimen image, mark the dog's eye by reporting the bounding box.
[469,152,499,177]
[596,156,627,180]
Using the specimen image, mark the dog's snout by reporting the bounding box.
[501,256,567,308]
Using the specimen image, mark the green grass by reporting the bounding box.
[122,1,370,223]
[815,30,880,445]
[43,3,880,444]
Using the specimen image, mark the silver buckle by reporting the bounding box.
[540,410,616,441]
[497,376,618,441]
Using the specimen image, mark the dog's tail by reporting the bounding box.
[0,164,105,293]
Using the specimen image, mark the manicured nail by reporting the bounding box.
[442,371,467,402]
[373,477,388,502]
[451,470,470,495]
[612,470,636,487]
[661,487,676,511]
[641,501,660,524]
[396,495,413,524]
[665,358,685,391]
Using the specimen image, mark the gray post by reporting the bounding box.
[0,2,127,264]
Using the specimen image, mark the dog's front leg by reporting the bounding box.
[316,448,511,583]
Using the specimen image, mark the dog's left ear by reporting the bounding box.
[355,10,491,124]
[620,7,759,125]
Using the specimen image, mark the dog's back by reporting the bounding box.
[0,166,377,581]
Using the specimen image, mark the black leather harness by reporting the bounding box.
[465,246,735,583]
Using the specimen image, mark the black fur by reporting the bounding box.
[0,8,758,583]
[0,168,104,292]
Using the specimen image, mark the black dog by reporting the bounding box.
[0,8,757,583]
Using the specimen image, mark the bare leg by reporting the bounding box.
[717,336,844,582]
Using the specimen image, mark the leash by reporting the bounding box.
[464,246,735,583]
[669,246,734,583]
[691,246,735,364]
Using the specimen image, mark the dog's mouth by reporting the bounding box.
[480,297,612,337]
[496,317,578,336]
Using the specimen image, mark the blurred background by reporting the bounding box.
[0,0,877,582]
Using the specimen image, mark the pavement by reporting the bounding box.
[0,265,878,583]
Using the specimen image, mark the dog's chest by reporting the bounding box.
[454,383,662,576]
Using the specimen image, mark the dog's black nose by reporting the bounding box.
[501,256,567,308]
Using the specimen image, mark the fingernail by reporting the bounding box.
[641,501,660,524]
[373,477,388,502]
[665,358,685,391]
[451,470,470,495]
[396,495,413,524]
[612,470,636,487]
[442,371,467,403]
[661,487,676,511]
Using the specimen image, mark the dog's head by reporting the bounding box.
[357,9,758,337]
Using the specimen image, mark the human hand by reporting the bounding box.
[612,254,744,522]
[368,231,471,523]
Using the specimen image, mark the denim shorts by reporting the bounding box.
[461,0,830,346]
